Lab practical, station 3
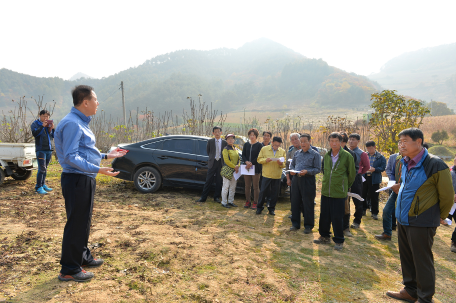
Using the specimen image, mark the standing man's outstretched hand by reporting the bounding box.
[99,167,120,176]
[107,148,128,159]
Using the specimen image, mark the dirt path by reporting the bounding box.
[1,162,455,302]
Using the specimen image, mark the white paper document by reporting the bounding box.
[362,176,366,182]
[450,203,456,215]
[270,157,285,162]
[375,180,397,192]
[233,169,242,180]
[240,165,255,175]
[347,192,364,201]
[285,170,301,174]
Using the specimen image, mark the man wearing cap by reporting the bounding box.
[256,136,286,216]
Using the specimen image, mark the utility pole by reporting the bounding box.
[121,81,126,125]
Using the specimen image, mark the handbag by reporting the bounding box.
[220,148,236,180]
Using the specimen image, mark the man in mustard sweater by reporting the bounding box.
[256,136,286,216]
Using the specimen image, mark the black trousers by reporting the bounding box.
[260,175,272,203]
[60,173,96,275]
[319,195,345,243]
[362,175,380,215]
[344,174,364,229]
[257,177,280,212]
[288,174,293,210]
[291,176,316,229]
[200,160,223,201]
[397,223,437,303]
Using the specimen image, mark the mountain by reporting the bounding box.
[0,38,381,120]
[69,72,94,81]
[369,43,456,108]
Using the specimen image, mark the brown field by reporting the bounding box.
[420,115,456,147]
[1,161,456,303]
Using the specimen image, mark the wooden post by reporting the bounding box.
[121,81,126,126]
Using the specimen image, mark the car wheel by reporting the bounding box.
[11,168,32,180]
[133,166,161,193]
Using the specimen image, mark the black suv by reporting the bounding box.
[111,135,288,196]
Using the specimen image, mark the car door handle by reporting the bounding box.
[197,162,207,166]
[157,156,168,160]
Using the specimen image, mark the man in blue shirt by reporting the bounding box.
[31,109,55,194]
[289,133,321,233]
[55,85,128,282]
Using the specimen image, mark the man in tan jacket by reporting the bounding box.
[256,136,286,216]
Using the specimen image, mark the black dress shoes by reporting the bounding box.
[268,210,275,216]
[214,198,221,203]
[196,198,206,202]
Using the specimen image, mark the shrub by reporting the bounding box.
[431,130,449,145]
[428,146,453,157]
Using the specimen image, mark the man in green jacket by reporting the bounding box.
[314,132,356,250]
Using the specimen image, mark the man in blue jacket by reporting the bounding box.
[362,141,386,220]
[386,128,454,303]
[31,110,55,194]
[55,85,128,282]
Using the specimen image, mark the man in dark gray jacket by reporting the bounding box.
[196,126,227,202]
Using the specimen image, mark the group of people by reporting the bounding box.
[30,85,456,302]
[195,126,456,303]
[196,127,286,215]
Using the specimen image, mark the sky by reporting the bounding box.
[1,0,455,80]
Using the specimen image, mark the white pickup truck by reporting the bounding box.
[0,143,38,185]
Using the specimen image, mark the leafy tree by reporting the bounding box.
[428,101,454,116]
[369,90,430,154]
[431,130,449,145]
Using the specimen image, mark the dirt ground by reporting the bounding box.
[1,161,456,303]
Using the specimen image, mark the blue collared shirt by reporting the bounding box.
[290,148,321,175]
[55,107,106,178]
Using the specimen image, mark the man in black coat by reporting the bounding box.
[196,126,227,202]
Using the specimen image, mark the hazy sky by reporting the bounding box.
[1,0,455,80]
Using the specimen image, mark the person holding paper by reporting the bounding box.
[314,132,355,251]
[242,128,263,209]
[348,133,371,220]
[55,85,128,282]
[386,128,454,303]
[375,149,402,241]
[361,141,386,220]
[260,131,273,207]
[256,136,286,216]
[220,134,240,208]
[289,133,321,233]
[286,133,302,218]
[339,132,357,237]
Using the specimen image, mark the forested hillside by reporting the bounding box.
[369,42,456,108]
[0,38,381,120]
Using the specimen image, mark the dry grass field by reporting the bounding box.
[420,115,456,147]
[1,161,456,303]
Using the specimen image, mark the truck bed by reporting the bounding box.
[0,143,36,160]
